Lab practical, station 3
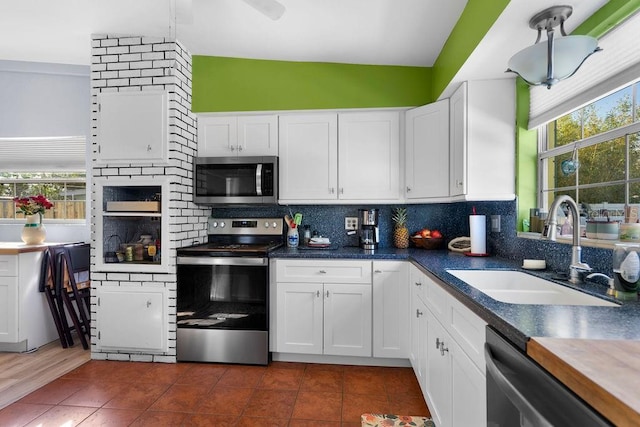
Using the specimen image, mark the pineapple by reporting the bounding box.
[391,207,409,249]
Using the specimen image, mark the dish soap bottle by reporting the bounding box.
[287,226,299,248]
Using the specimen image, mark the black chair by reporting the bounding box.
[39,245,69,348]
[55,243,91,350]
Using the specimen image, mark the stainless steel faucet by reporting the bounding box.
[542,195,592,283]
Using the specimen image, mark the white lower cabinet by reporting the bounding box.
[409,264,487,427]
[0,252,58,351]
[372,261,409,358]
[95,286,168,353]
[273,259,373,357]
[275,281,372,357]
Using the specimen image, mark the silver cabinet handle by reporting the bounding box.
[415,282,422,287]
[435,338,449,355]
[146,144,152,151]
[339,188,344,194]
[316,290,320,298]
[407,186,412,192]
[416,309,423,317]
[318,270,327,274]
[230,146,236,151]
[146,300,152,308]
[374,270,382,274]
[326,290,330,298]
[238,145,243,151]
[329,188,335,194]
[440,342,449,356]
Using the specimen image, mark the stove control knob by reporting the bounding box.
[272,222,278,228]
[219,221,226,228]
[211,221,218,228]
[264,221,270,228]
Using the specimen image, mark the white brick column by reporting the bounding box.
[90,34,208,362]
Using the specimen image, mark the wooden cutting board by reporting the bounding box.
[528,337,640,427]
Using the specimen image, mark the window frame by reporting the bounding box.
[0,174,87,224]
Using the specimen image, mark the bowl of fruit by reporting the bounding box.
[410,228,444,249]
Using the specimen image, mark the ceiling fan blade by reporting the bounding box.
[242,0,286,20]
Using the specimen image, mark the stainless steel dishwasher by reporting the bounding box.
[485,327,612,426]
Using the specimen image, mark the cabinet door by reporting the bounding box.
[238,115,278,156]
[197,116,238,157]
[451,338,487,427]
[338,112,400,200]
[96,287,167,352]
[372,261,409,358]
[275,282,323,354]
[410,295,428,396]
[0,276,18,343]
[279,114,338,201]
[449,82,467,197]
[426,310,452,427]
[97,91,168,164]
[323,283,372,357]
[405,100,450,199]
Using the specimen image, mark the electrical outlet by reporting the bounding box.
[345,217,358,230]
[491,215,501,232]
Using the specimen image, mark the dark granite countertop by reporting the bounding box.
[270,246,640,351]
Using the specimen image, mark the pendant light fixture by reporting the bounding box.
[506,5,601,89]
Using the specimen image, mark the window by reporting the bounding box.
[0,136,87,222]
[0,173,86,221]
[539,81,640,224]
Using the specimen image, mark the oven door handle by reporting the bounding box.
[177,256,268,266]
[484,343,553,427]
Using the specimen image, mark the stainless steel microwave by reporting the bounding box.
[194,156,278,205]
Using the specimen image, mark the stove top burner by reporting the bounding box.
[177,217,285,257]
[177,241,283,257]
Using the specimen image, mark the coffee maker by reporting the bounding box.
[358,209,379,251]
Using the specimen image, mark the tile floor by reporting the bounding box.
[0,360,430,426]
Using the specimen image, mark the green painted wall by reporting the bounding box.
[515,79,538,231]
[192,56,432,112]
[430,0,510,100]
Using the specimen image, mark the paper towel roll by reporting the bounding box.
[470,215,486,254]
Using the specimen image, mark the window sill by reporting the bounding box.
[517,232,637,249]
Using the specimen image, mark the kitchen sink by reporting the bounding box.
[446,269,619,307]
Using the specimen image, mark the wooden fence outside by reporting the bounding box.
[0,200,86,220]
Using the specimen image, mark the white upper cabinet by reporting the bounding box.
[197,114,278,157]
[405,100,450,200]
[279,113,338,201]
[278,111,401,203]
[449,80,516,200]
[338,112,400,200]
[96,91,168,165]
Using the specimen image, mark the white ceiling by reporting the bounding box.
[0,0,609,91]
[0,0,467,67]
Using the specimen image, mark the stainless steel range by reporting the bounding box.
[176,217,284,365]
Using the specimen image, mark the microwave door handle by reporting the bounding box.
[256,164,263,196]
[484,343,553,427]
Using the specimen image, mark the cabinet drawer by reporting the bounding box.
[275,260,371,283]
[0,256,18,276]
[448,296,487,371]
[423,274,449,318]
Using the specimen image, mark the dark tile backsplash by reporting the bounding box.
[211,199,615,276]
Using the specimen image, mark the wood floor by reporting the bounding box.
[0,341,90,409]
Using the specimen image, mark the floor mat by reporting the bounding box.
[361,414,434,427]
